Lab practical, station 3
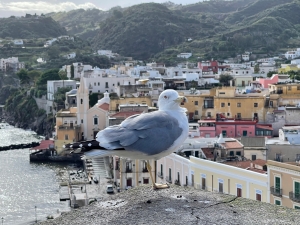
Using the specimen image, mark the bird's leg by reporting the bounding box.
[146,160,169,189]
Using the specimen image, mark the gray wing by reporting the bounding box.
[96,111,182,155]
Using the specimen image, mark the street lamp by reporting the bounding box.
[35,206,37,223]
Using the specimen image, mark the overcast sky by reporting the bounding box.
[0,1,200,17]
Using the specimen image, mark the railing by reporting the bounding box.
[270,186,282,197]
[289,191,300,203]
[58,125,81,130]
[203,106,214,109]
[165,176,172,183]
[125,168,132,173]
[175,180,181,186]
[157,172,163,178]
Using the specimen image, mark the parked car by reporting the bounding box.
[93,176,99,184]
[106,185,114,194]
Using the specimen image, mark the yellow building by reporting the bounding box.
[278,64,299,74]
[268,160,300,209]
[269,83,300,95]
[55,107,81,154]
[180,87,267,122]
[109,97,153,112]
[190,157,268,203]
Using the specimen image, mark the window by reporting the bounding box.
[117,82,120,86]
[297,86,300,90]
[94,82,96,86]
[81,99,83,104]
[237,113,241,119]
[275,176,281,193]
[229,151,234,156]
[81,119,83,124]
[207,112,211,117]
[64,134,69,140]
[221,103,225,107]
[270,101,273,107]
[252,155,257,160]
[222,130,227,137]
[254,113,258,119]
[218,179,224,193]
[169,168,172,181]
[243,130,247,136]
[237,187,242,197]
[195,110,199,115]
[227,113,230,116]
[237,103,241,107]
[288,86,292,91]
[294,181,300,199]
[256,190,262,201]
[228,103,230,106]
[295,205,300,209]
[195,101,198,105]
[126,162,132,172]
[254,103,258,107]
[143,178,149,184]
[98,82,100,86]
[275,200,281,206]
[94,117,98,125]
[160,164,163,176]
[236,151,241,156]
[105,82,109,88]
[202,177,206,190]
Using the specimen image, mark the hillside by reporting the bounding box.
[0,16,67,39]
[92,3,201,59]
[47,8,111,41]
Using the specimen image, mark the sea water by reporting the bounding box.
[0,124,74,224]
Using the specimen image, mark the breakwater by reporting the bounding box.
[0,141,40,151]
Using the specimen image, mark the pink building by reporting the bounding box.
[198,114,273,138]
[256,74,279,88]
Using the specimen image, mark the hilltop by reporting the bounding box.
[39,185,299,225]
[0,15,67,39]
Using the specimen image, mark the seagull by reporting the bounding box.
[64,89,188,189]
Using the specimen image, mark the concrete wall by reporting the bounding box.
[266,144,300,162]
[34,96,48,113]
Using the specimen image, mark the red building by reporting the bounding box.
[198,113,273,138]
[198,60,229,75]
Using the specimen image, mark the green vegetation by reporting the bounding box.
[0,16,66,39]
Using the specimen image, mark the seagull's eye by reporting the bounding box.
[164,95,168,99]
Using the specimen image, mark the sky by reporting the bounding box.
[0,1,199,17]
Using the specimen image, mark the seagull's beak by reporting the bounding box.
[175,96,187,104]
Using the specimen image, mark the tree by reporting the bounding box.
[267,71,277,78]
[27,70,42,85]
[47,46,60,60]
[219,74,233,86]
[54,86,72,111]
[254,64,260,73]
[58,70,68,80]
[16,69,30,85]
[36,69,60,87]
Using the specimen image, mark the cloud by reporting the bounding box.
[0,1,101,15]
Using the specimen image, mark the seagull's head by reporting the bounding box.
[158,89,187,111]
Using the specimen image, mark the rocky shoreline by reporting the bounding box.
[39,185,300,225]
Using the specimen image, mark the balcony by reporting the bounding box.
[203,106,214,109]
[165,176,172,183]
[157,172,163,178]
[270,186,282,197]
[58,125,81,130]
[289,191,300,203]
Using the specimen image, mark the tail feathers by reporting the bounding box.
[82,149,115,160]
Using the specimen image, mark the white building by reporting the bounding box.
[177,53,192,59]
[13,40,23,45]
[65,52,76,59]
[284,48,300,60]
[44,38,57,47]
[97,50,117,58]
[0,57,24,72]
[242,53,250,61]
[47,80,77,114]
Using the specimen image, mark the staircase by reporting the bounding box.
[91,157,111,179]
